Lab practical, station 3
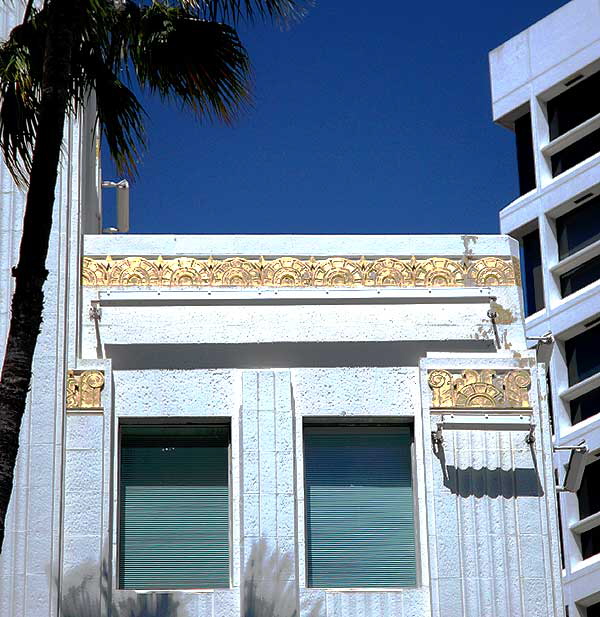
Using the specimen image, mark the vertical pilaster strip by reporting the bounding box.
[62,410,105,582]
[274,371,296,582]
[241,370,297,609]
[241,370,259,568]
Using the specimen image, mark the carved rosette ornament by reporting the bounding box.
[82,255,521,288]
[428,369,532,409]
[465,257,518,287]
[66,370,105,410]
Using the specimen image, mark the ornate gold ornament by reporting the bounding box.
[428,369,531,409]
[82,255,520,288]
[66,370,105,409]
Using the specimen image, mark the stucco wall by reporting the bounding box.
[57,356,562,617]
[2,221,566,616]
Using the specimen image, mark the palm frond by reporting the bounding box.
[130,4,252,124]
[0,0,308,185]
[73,40,146,177]
[0,18,44,186]
[188,0,311,27]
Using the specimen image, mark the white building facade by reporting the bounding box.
[0,2,569,616]
[490,1,600,615]
[2,222,567,617]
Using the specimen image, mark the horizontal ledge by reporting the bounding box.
[435,416,534,432]
[560,372,600,402]
[550,239,600,276]
[94,287,498,307]
[571,510,600,535]
[541,112,600,158]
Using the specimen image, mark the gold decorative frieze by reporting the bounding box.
[82,255,520,288]
[428,369,531,409]
[66,370,105,410]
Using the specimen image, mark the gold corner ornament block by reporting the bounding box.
[66,370,105,410]
[428,369,532,409]
[82,255,520,288]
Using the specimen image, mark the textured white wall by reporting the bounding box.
[3,194,566,617]
[59,355,563,616]
[0,5,101,616]
[422,355,563,617]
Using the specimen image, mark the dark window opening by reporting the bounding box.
[565,323,600,386]
[548,70,600,140]
[581,526,600,560]
[577,457,600,520]
[519,228,545,316]
[551,127,600,177]
[547,375,555,435]
[570,387,600,425]
[587,600,600,617]
[560,254,600,297]
[515,112,536,195]
[557,195,600,259]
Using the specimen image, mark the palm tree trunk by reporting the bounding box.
[0,0,77,552]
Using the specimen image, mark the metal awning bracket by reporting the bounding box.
[431,409,535,446]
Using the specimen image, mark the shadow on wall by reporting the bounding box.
[60,559,181,617]
[443,465,544,498]
[433,443,544,498]
[58,539,324,617]
[243,538,324,617]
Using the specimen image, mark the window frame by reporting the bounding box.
[555,194,600,261]
[572,458,600,563]
[513,224,545,318]
[564,323,600,388]
[300,420,418,591]
[115,419,233,591]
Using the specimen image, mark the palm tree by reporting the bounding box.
[0,0,306,551]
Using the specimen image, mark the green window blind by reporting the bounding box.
[119,426,230,589]
[304,426,416,588]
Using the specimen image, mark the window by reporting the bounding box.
[518,227,545,316]
[119,425,230,589]
[581,527,600,561]
[577,458,600,520]
[303,425,416,588]
[587,600,600,617]
[565,323,600,386]
[556,195,600,260]
[560,254,600,297]
[514,112,536,195]
[547,70,600,140]
[570,387,600,425]
[551,127,600,177]
[578,458,600,560]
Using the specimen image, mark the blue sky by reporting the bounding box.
[102,0,567,235]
